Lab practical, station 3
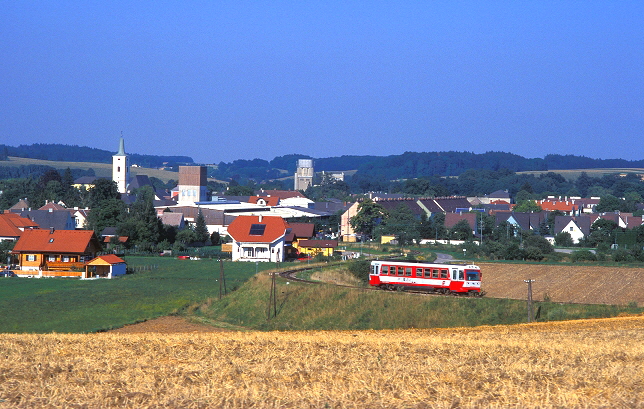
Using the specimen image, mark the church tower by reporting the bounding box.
[112,136,130,194]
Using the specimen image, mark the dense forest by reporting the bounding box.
[0,143,193,168]
[6,143,644,181]
[212,151,644,183]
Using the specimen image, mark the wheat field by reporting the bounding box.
[1,315,643,408]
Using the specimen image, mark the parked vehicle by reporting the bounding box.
[0,270,17,277]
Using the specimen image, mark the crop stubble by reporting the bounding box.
[1,315,643,408]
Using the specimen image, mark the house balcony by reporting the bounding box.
[44,261,86,271]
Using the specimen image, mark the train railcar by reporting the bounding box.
[369,260,482,296]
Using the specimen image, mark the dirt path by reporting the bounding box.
[109,316,230,333]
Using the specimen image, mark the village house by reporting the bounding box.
[12,229,102,277]
[0,213,39,242]
[296,239,338,258]
[227,215,290,262]
[554,215,592,244]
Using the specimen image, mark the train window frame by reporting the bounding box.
[432,269,439,278]
[441,269,448,279]
[424,268,431,278]
[405,267,412,276]
[397,267,404,276]
[415,268,423,278]
[382,265,389,275]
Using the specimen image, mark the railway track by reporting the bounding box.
[278,266,485,297]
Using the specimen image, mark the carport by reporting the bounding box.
[83,254,127,279]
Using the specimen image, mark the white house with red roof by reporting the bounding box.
[227,215,290,262]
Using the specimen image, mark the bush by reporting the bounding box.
[613,248,635,263]
[523,246,544,261]
[571,250,597,262]
[554,232,574,247]
[347,259,371,283]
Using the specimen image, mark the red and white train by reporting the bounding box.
[369,260,482,296]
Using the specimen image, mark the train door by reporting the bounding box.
[369,263,381,286]
[450,268,465,293]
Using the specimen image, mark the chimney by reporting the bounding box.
[258,215,263,222]
[50,228,55,234]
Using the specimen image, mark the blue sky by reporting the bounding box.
[2,1,643,164]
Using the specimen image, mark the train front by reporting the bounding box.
[460,265,482,295]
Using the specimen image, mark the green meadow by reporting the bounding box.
[0,257,273,333]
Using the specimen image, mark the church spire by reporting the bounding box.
[116,132,126,156]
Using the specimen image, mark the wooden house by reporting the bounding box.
[12,229,101,277]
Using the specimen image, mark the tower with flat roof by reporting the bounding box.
[178,166,208,205]
[294,159,313,191]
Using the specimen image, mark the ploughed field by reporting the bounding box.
[478,262,644,306]
[1,315,643,408]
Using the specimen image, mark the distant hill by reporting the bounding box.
[0,143,194,168]
[3,143,644,181]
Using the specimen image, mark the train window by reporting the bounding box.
[441,269,448,279]
[432,269,439,278]
[397,267,404,276]
[424,268,431,278]
[415,269,422,277]
[466,270,480,281]
[405,268,412,276]
[382,266,389,275]
[452,270,457,280]
[458,270,464,280]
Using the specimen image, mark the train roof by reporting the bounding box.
[371,259,480,269]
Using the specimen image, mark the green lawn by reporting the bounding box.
[0,256,274,333]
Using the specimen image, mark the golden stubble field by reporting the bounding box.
[2,315,644,408]
[479,263,644,306]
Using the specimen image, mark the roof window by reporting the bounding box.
[249,224,266,236]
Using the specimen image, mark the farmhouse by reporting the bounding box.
[12,229,101,277]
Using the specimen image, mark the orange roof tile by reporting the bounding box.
[0,213,39,238]
[86,254,126,265]
[227,215,289,243]
[13,229,98,254]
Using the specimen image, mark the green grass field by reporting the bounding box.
[0,257,274,333]
[192,266,644,331]
[3,257,642,333]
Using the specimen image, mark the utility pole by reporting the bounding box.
[267,271,277,320]
[219,259,227,300]
[524,279,535,323]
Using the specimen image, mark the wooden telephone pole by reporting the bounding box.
[524,279,535,323]
[219,259,227,300]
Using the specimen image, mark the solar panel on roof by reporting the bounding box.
[249,224,266,235]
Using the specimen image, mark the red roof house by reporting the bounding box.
[12,229,101,277]
[0,213,39,241]
[227,215,290,262]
